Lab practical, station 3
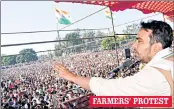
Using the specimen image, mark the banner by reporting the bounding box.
[89,96,172,108]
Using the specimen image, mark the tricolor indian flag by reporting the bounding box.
[55,8,72,25]
[105,10,115,19]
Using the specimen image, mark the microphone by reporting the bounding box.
[111,59,133,73]
[122,60,141,73]
[107,59,134,79]
[122,59,134,68]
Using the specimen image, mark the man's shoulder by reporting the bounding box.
[146,54,173,71]
[165,55,174,61]
[141,66,161,75]
[137,65,170,84]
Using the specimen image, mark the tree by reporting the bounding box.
[54,31,83,56]
[48,51,54,59]
[117,35,126,41]
[101,33,128,50]
[101,37,115,50]
[122,23,140,34]
[54,44,63,57]
[95,30,105,37]
[16,48,38,63]
[82,30,103,51]
[82,30,95,43]
[1,54,6,56]
[38,55,49,60]
[64,31,83,47]
[122,23,140,39]
[1,55,17,66]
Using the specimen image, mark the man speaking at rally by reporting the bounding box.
[53,20,173,97]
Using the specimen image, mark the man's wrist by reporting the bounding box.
[65,73,77,82]
[71,74,77,83]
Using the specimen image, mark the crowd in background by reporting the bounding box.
[1,41,141,109]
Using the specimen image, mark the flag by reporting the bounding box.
[105,10,115,19]
[55,8,72,25]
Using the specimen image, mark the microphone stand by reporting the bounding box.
[107,60,140,79]
[122,61,141,73]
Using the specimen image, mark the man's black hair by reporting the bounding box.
[140,20,173,49]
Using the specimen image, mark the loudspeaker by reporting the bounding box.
[125,48,131,59]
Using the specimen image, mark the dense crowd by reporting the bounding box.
[1,41,141,109]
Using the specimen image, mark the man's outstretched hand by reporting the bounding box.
[52,63,91,90]
[53,63,76,81]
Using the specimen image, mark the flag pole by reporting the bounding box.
[109,7,119,65]
[56,18,64,62]
[54,3,61,46]
[54,3,64,65]
[162,13,166,22]
[56,18,61,46]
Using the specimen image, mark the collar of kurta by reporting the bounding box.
[146,47,173,67]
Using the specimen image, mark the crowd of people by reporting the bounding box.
[1,40,141,109]
[2,36,173,109]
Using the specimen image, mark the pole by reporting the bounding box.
[108,28,110,35]
[56,18,64,62]
[54,3,61,46]
[56,18,61,46]
[162,13,166,22]
[109,7,120,65]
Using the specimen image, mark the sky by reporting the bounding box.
[1,1,173,55]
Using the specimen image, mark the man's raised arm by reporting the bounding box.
[53,63,170,96]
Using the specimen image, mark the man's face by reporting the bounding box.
[132,29,154,63]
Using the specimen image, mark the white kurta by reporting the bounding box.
[89,48,173,96]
